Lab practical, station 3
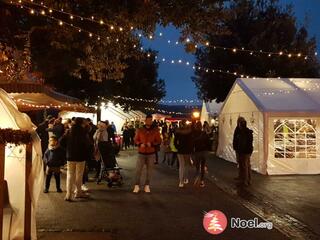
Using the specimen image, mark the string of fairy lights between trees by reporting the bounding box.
[12,1,318,61]
[10,1,317,79]
[6,1,320,115]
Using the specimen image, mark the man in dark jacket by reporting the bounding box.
[61,117,91,201]
[233,118,253,186]
[174,120,194,188]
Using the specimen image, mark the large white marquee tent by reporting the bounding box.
[0,89,43,239]
[217,78,320,175]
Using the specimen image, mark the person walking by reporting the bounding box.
[233,118,253,186]
[43,136,66,193]
[193,122,210,187]
[174,120,193,188]
[133,114,161,193]
[122,126,131,150]
[93,121,109,183]
[61,117,91,201]
[128,125,136,148]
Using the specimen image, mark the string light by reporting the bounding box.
[14,0,319,60]
[111,95,202,104]
[141,33,317,60]
[17,0,134,33]
[12,1,298,81]
[158,56,255,78]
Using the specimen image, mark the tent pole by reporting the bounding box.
[24,143,32,240]
[263,113,269,175]
[0,144,5,240]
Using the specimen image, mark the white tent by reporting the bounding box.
[0,89,43,239]
[217,78,320,175]
[200,100,223,124]
[101,103,146,134]
[59,111,98,124]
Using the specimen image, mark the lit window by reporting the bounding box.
[274,119,316,159]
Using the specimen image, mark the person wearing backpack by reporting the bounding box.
[233,118,253,186]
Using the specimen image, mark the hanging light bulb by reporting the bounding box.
[30,9,35,14]
[110,26,114,30]
[70,15,74,19]
[100,20,104,25]
[59,21,63,26]
[41,10,45,15]
[233,48,237,53]
[119,27,123,31]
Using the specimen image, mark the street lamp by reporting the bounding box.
[192,111,200,119]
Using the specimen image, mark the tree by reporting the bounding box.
[0,0,227,107]
[193,0,320,102]
[47,49,165,110]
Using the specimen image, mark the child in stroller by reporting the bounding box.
[98,141,123,187]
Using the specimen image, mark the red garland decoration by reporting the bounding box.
[0,128,32,145]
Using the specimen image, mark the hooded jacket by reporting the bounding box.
[174,127,194,154]
[233,127,253,154]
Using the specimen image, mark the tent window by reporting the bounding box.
[274,119,317,159]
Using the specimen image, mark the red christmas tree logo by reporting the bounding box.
[203,210,227,235]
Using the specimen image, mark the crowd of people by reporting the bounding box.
[132,116,215,193]
[36,113,253,200]
[36,115,120,201]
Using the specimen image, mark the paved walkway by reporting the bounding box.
[205,153,320,240]
[36,149,287,240]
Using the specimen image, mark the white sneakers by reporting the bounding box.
[81,184,89,192]
[133,185,140,193]
[133,185,151,193]
[179,179,189,188]
[144,185,151,193]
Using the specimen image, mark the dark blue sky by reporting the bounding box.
[142,0,320,102]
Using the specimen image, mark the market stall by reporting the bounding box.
[217,78,320,175]
[0,88,43,240]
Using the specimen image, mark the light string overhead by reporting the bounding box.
[112,95,202,104]
[14,0,318,61]
[142,32,318,60]
[16,0,135,32]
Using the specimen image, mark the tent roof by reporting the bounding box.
[236,78,320,113]
[204,101,223,115]
[0,83,94,112]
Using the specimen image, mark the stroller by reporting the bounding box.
[98,141,123,187]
